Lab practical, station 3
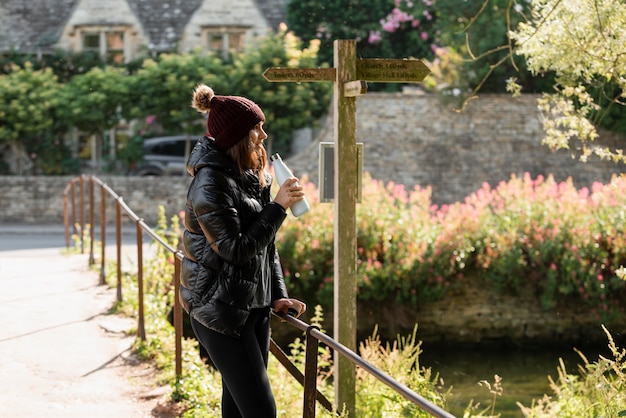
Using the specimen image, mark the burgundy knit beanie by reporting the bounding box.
[191,85,265,151]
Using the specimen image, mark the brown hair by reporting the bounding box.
[226,132,268,188]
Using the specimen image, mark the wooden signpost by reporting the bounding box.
[264,40,430,416]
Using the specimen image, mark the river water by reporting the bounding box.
[419,343,609,417]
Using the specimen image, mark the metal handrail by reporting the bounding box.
[63,174,185,375]
[272,311,455,417]
[62,174,455,418]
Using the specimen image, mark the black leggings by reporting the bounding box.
[191,308,276,418]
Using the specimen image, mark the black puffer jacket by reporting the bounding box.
[180,137,289,337]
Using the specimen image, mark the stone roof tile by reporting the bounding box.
[126,0,203,52]
[0,0,286,53]
[252,0,287,30]
[0,0,79,52]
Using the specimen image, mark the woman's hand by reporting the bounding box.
[273,177,305,210]
[272,298,307,318]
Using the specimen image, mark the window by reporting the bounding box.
[209,34,225,52]
[151,140,188,157]
[79,28,127,63]
[203,26,249,59]
[105,32,125,63]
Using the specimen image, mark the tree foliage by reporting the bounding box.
[124,52,225,136]
[428,0,553,98]
[0,63,62,174]
[509,0,626,163]
[228,26,333,155]
[0,49,105,82]
[59,66,128,135]
[0,63,59,144]
[286,0,439,91]
[285,0,555,96]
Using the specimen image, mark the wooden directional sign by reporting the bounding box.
[262,67,336,82]
[263,43,432,417]
[356,58,430,83]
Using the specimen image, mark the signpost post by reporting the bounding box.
[264,39,430,416]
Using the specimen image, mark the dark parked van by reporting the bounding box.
[131,135,199,176]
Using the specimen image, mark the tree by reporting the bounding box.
[0,49,105,81]
[427,0,553,97]
[228,25,333,155]
[285,0,555,97]
[0,63,61,174]
[121,52,228,174]
[59,66,128,172]
[509,0,626,163]
[124,52,226,137]
[287,0,439,88]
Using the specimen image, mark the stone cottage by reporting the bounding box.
[0,0,287,60]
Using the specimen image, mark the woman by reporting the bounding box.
[180,84,306,417]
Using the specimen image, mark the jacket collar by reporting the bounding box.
[186,136,237,177]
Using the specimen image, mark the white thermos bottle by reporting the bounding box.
[270,153,310,217]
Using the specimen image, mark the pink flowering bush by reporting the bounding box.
[277,172,626,320]
[472,174,626,319]
[368,0,440,59]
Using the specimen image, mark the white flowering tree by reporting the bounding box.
[508,0,626,162]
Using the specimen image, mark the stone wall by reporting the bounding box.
[355,277,625,347]
[0,175,191,226]
[290,92,625,205]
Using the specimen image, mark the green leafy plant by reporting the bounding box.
[517,325,626,417]
[287,0,439,72]
[356,325,449,416]
[474,375,504,418]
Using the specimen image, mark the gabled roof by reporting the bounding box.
[252,0,288,30]
[0,0,286,54]
[0,0,80,52]
[126,0,203,52]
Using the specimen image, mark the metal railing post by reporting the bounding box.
[116,199,123,302]
[174,254,183,377]
[303,324,321,418]
[89,176,95,265]
[99,184,106,285]
[136,220,146,341]
[79,175,85,253]
[70,181,77,238]
[268,337,334,414]
[63,190,70,248]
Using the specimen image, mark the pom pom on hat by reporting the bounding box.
[192,84,265,151]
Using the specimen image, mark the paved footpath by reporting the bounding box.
[0,245,169,417]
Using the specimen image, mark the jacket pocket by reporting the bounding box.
[214,273,257,309]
